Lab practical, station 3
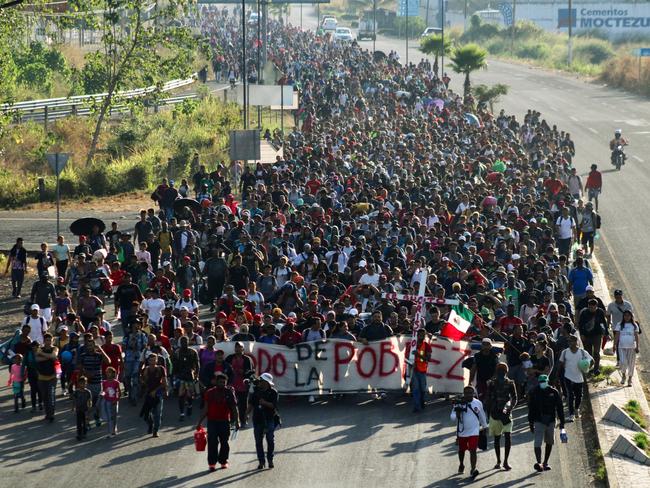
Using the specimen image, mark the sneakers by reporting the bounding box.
[494,462,501,469]
[543,464,552,471]
[268,461,274,469]
[179,413,185,421]
[458,464,464,474]
[575,411,581,420]
[220,463,229,469]
[308,395,315,403]
[503,461,512,471]
[534,463,543,472]
[208,465,216,472]
[628,379,633,387]
[470,469,479,479]
[257,463,265,470]
[567,414,575,422]
[152,430,159,438]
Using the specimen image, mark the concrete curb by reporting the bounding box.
[610,434,650,465]
[589,254,650,486]
[603,404,646,432]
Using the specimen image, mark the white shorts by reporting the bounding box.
[42,307,53,323]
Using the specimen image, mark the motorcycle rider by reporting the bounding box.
[609,129,628,165]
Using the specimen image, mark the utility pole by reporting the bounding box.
[242,0,247,129]
[441,0,445,77]
[300,3,303,29]
[405,0,409,66]
[425,0,430,26]
[257,0,262,128]
[464,0,467,32]
[511,0,516,55]
[373,0,377,53]
[568,0,573,65]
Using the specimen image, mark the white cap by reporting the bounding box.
[585,285,595,292]
[30,304,40,311]
[358,260,367,267]
[162,261,171,267]
[260,372,274,386]
[348,308,359,316]
[512,253,521,260]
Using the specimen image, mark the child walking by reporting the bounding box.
[101,367,121,437]
[72,376,92,441]
[7,354,26,412]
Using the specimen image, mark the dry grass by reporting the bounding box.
[600,55,650,97]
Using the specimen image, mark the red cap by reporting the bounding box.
[218,311,227,319]
[183,288,192,297]
[254,313,263,322]
[238,289,247,296]
[183,256,191,262]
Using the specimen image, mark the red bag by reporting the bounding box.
[194,427,207,452]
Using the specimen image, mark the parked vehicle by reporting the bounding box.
[358,18,376,40]
[334,27,354,42]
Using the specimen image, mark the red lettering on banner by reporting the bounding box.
[446,346,471,381]
[426,342,445,379]
[356,346,377,379]
[334,342,354,382]
[273,353,287,377]
[379,341,399,377]
[257,348,272,374]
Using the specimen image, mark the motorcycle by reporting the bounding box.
[611,144,625,170]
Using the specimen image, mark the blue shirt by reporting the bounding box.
[568,266,593,295]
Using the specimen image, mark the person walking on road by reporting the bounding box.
[35,333,59,422]
[5,237,27,298]
[410,328,431,413]
[559,335,593,422]
[528,374,566,472]
[484,363,517,471]
[141,353,167,437]
[196,372,240,471]
[584,164,602,211]
[613,310,640,387]
[577,299,608,375]
[248,372,279,470]
[451,385,488,479]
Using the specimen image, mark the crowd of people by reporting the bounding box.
[1,5,642,477]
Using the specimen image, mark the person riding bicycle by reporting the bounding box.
[609,129,628,164]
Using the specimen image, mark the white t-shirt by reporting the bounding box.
[359,273,380,287]
[141,298,166,324]
[450,398,487,437]
[24,316,47,344]
[556,216,575,240]
[614,322,639,349]
[560,347,592,383]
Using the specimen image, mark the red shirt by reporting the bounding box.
[585,171,602,189]
[101,343,122,376]
[306,179,321,195]
[498,316,523,335]
[544,178,564,196]
[279,330,303,347]
[204,386,236,421]
[414,341,432,373]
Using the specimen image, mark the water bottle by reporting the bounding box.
[560,428,568,443]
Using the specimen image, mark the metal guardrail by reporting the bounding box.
[0,73,198,125]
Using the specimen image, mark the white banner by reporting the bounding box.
[205,337,471,395]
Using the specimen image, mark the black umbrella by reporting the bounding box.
[373,50,386,62]
[70,217,105,236]
[173,198,201,213]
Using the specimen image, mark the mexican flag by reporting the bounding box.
[440,305,475,341]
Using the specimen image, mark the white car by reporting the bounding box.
[334,27,354,42]
[421,27,443,38]
[322,18,338,32]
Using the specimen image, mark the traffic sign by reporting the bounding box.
[46,153,70,176]
[640,48,650,57]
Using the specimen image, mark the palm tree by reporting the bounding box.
[450,43,488,98]
[472,83,509,112]
[419,33,451,76]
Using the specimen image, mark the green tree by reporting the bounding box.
[450,43,488,98]
[419,33,452,76]
[472,83,508,112]
[0,6,26,103]
[73,0,196,164]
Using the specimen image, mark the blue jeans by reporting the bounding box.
[254,421,276,464]
[148,397,163,432]
[411,370,427,411]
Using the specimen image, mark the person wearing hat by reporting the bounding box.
[450,385,488,479]
[23,304,48,345]
[174,288,199,315]
[578,201,599,258]
[559,335,593,422]
[196,371,239,471]
[577,299,608,375]
[247,372,279,469]
[527,373,565,472]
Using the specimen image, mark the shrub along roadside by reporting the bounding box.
[0,95,240,208]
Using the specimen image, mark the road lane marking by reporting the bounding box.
[588,128,598,134]
[633,131,650,134]
[550,106,559,111]
[570,116,579,122]
[633,156,644,162]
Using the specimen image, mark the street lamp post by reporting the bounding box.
[405,0,409,66]
[511,0,517,55]
[241,0,247,129]
[441,0,445,77]
[373,0,377,53]
[567,0,573,65]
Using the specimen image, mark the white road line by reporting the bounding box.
[550,106,559,111]
[588,127,598,134]
[570,116,579,122]
[633,155,644,162]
